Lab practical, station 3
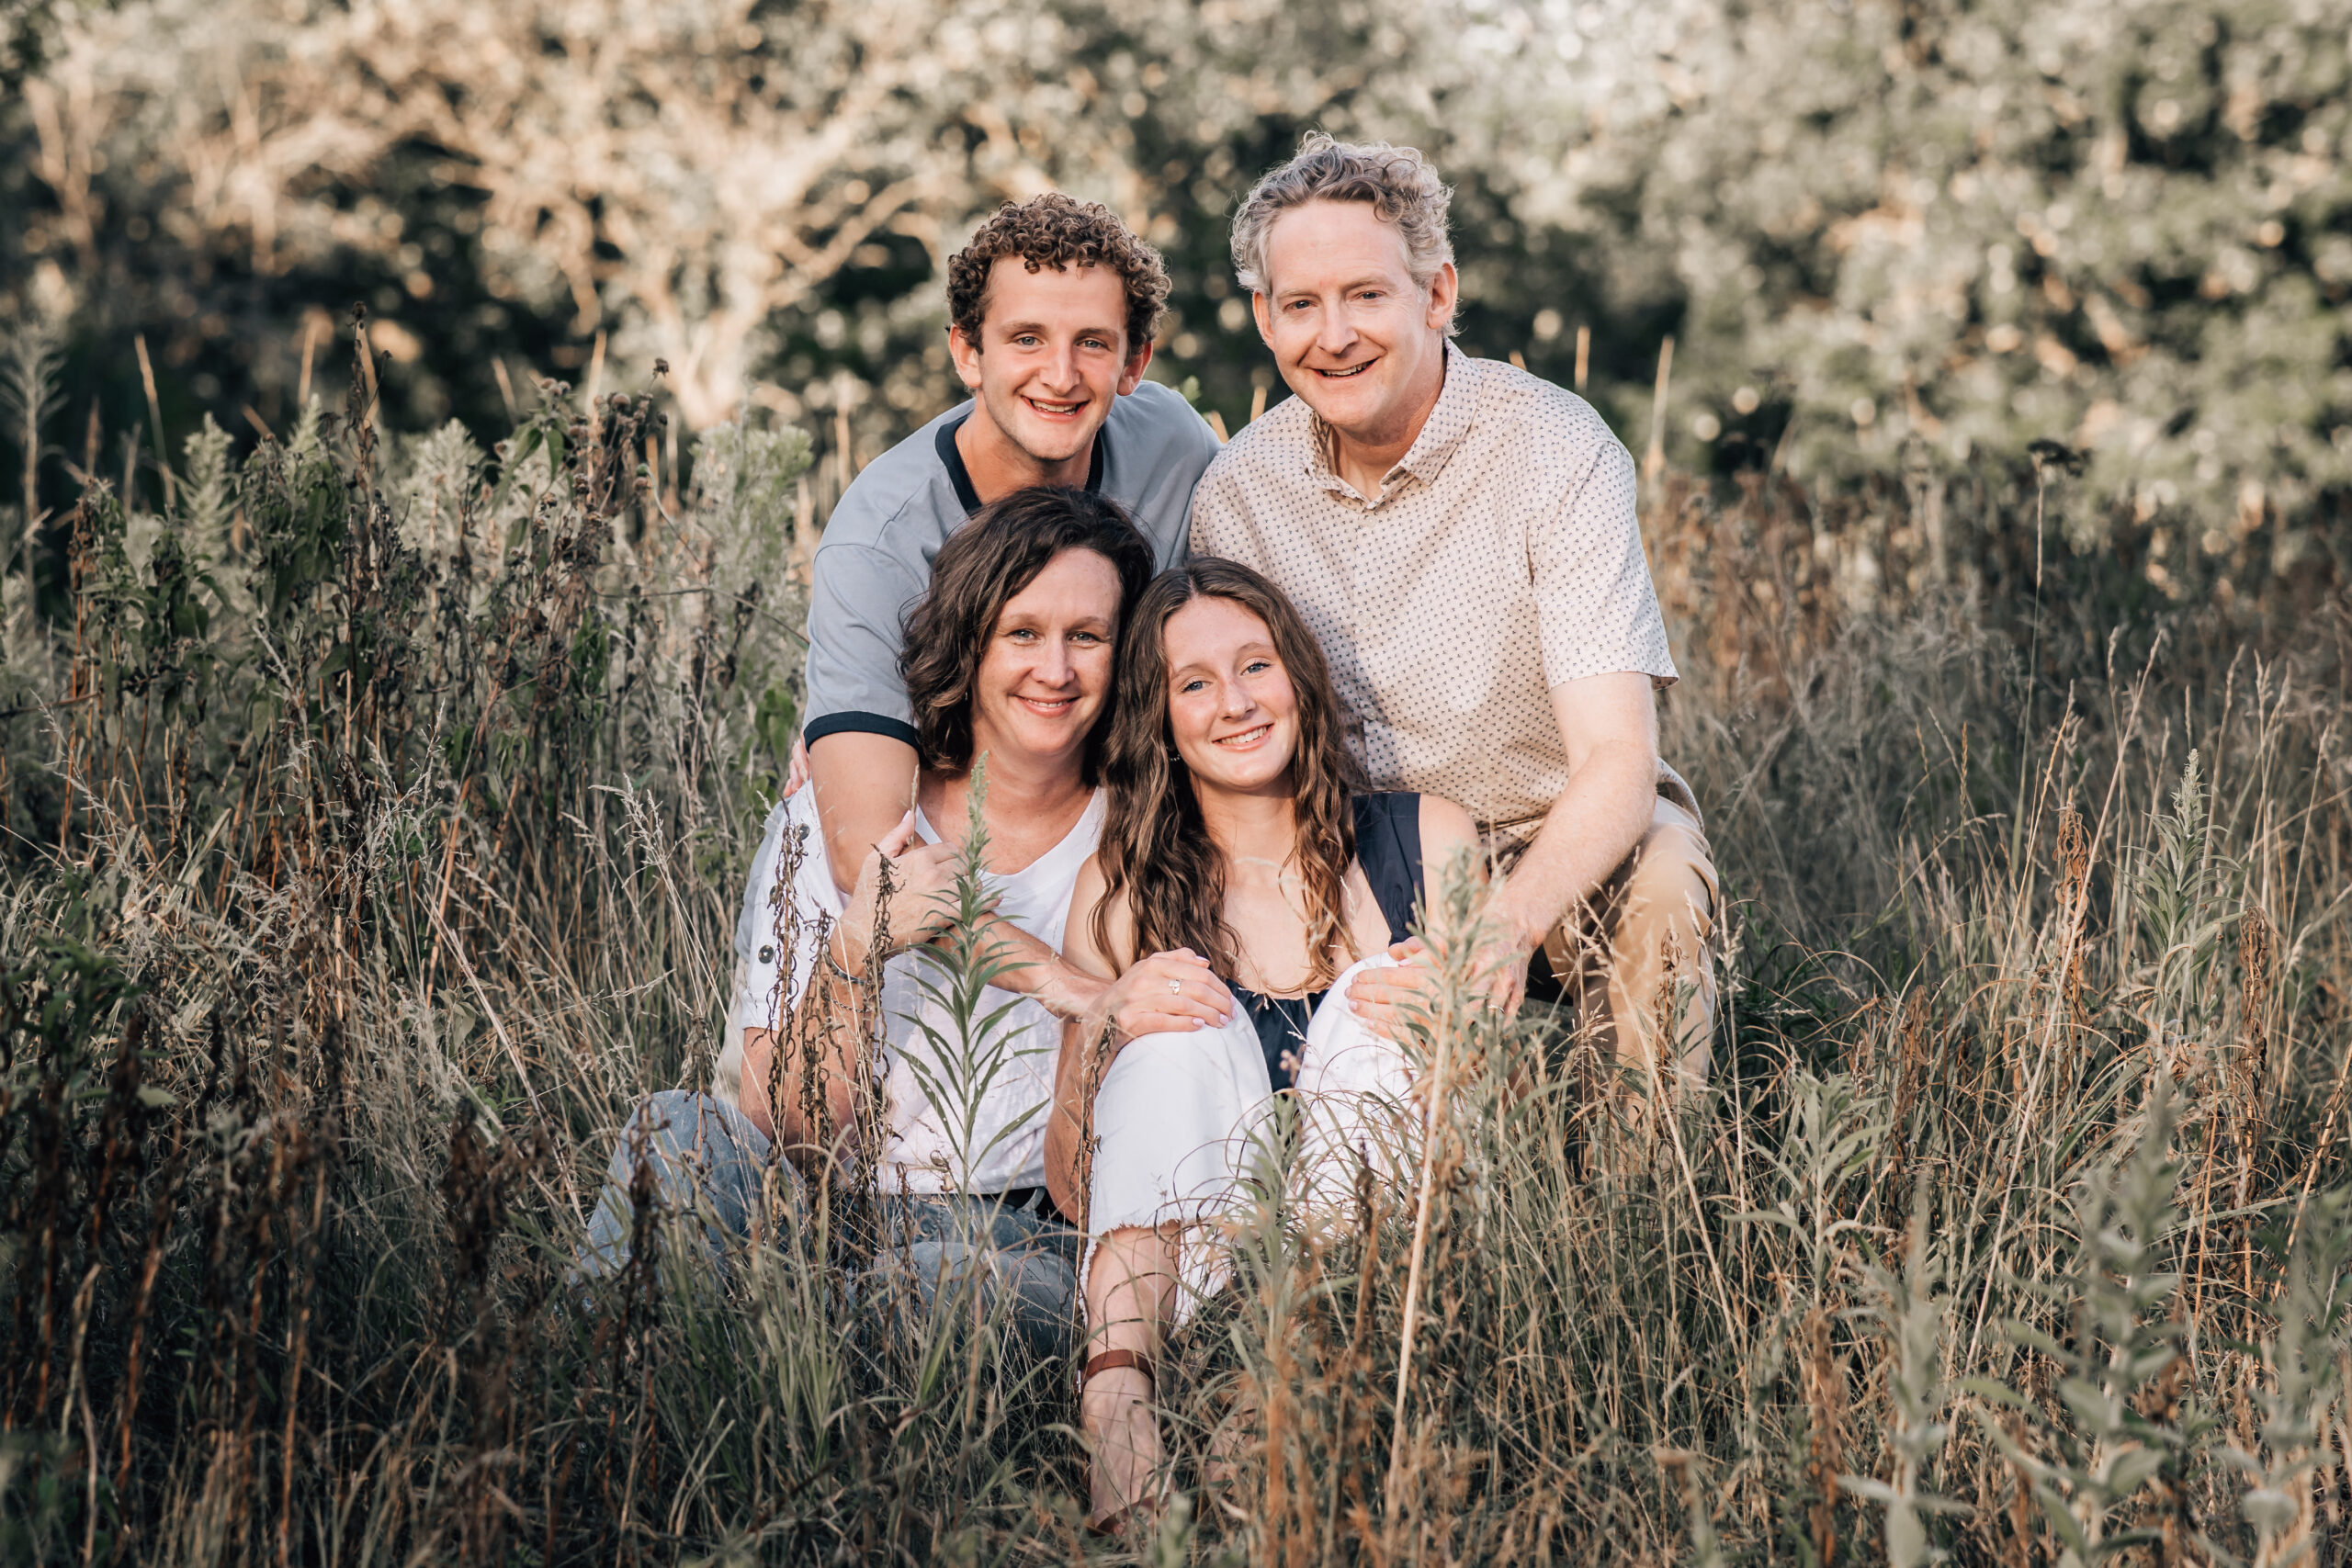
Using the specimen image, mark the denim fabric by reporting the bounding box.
[862,1188,1082,1362]
[576,1089,1080,1360]
[578,1089,777,1274]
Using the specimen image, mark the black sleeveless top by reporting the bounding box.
[1233,793,1423,1092]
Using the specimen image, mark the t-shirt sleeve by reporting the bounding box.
[1532,434,1679,689]
[802,539,929,747]
[1159,404,1223,570]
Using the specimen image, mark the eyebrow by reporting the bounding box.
[1277,273,1397,299]
[1000,610,1115,629]
[1167,641,1278,675]
[993,319,1123,340]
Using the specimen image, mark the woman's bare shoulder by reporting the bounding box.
[1416,795,1483,872]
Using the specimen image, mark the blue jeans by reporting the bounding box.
[577,1090,1082,1361]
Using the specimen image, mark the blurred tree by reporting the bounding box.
[1476,0,2352,580]
[6,0,2348,586]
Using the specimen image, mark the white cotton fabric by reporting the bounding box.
[1084,1010,1275,1313]
[1289,954,1428,1215]
[718,786,1104,1196]
[1078,952,1439,1313]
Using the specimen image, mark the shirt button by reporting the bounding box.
[758,945,775,965]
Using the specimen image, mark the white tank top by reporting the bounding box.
[720,785,1104,1194]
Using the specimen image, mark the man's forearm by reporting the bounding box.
[1491,741,1657,953]
[807,731,920,897]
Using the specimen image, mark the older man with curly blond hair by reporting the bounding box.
[1192,134,1720,1100]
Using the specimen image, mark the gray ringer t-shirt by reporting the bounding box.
[802,378,1218,749]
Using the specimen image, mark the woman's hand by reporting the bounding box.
[1089,948,1235,1048]
[835,810,963,966]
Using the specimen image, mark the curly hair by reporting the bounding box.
[1229,132,1458,334]
[1092,559,1365,988]
[899,486,1158,782]
[946,193,1171,355]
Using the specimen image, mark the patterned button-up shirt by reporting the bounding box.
[1189,341,1687,850]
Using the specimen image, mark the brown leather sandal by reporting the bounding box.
[1080,1349,1159,1537]
[1079,1347,1155,1393]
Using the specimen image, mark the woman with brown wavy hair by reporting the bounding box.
[579,485,1162,1366]
[1041,558,1479,1530]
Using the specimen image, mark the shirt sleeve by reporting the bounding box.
[802,538,930,747]
[1532,434,1679,689]
[720,794,842,1100]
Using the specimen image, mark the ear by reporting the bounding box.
[1115,338,1155,396]
[1423,262,1460,334]
[1251,291,1274,345]
[947,322,985,392]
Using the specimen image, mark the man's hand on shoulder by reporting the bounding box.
[781,734,810,798]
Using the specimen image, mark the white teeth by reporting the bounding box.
[1217,725,1270,746]
[1317,363,1370,378]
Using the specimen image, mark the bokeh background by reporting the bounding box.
[6,0,2349,603]
[7,6,2352,1562]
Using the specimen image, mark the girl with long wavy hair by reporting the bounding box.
[1041,558,1479,1530]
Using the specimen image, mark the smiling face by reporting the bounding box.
[1161,594,1301,797]
[965,547,1125,772]
[949,259,1151,476]
[1252,199,1457,453]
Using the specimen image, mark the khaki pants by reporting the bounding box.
[1532,795,1719,1089]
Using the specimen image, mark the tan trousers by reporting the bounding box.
[1536,795,1719,1089]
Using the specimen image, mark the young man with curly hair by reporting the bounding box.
[791,194,1223,1028]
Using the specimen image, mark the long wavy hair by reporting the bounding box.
[898,485,1157,781]
[1093,558,1363,988]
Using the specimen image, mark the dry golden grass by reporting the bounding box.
[2,328,2348,1563]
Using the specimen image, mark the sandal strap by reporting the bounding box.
[1080,1348,1155,1391]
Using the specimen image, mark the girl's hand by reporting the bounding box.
[836,811,962,965]
[1091,948,1234,1045]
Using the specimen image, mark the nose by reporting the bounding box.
[1035,637,1075,687]
[1041,340,1080,393]
[1313,301,1356,359]
[1217,679,1255,721]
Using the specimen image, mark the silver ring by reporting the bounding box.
[1168,977,1182,996]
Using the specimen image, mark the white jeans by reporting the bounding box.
[1083,955,1422,1314]
[1286,955,1426,1217]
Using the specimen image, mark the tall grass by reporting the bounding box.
[2,319,2348,1563]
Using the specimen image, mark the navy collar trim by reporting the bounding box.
[935,412,1107,516]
